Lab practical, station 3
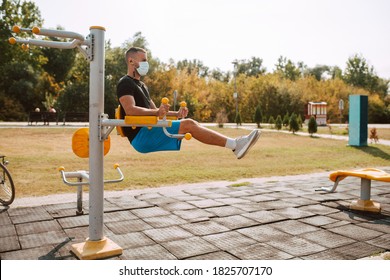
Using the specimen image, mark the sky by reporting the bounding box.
[29,0,390,79]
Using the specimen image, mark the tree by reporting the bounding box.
[282,112,290,127]
[275,115,282,130]
[275,56,301,81]
[308,116,317,136]
[254,105,262,128]
[343,54,388,96]
[289,113,299,134]
[235,57,266,77]
[268,116,275,128]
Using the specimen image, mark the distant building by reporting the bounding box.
[305,102,327,126]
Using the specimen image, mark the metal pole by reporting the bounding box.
[88,26,105,241]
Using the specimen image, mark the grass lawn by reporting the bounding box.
[1,126,389,198]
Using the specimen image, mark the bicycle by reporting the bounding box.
[0,155,15,206]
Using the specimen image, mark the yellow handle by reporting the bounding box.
[161,97,169,105]
[12,26,20,33]
[114,163,120,169]
[8,37,16,45]
[184,133,192,140]
[180,101,187,107]
[58,166,65,172]
[32,26,40,34]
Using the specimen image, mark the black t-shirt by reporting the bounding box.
[117,75,152,142]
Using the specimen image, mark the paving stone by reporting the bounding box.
[328,224,383,241]
[105,197,152,209]
[143,214,187,228]
[242,210,286,224]
[197,193,230,199]
[173,195,204,201]
[0,235,20,252]
[267,192,297,199]
[57,215,89,228]
[244,194,277,203]
[273,207,315,219]
[238,224,291,242]
[142,196,178,205]
[131,207,171,218]
[121,244,177,260]
[257,200,299,210]
[187,251,239,260]
[180,221,230,236]
[212,215,258,230]
[63,226,89,243]
[301,249,353,260]
[0,223,16,237]
[161,236,218,259]
[203,231,257,250]
[160,201,197,211]
[280,197,318,206]
[106,219,152,234]
[104,210,138,222]
[19,230,69,249]
[0,245,57,260]
[173,208,215,222]
[300,229,355,248]
[16,220,62,236]
[0,211,11,225]
[357,220,390,234]
[188,199,225,208]
[48,208,84,218]
[214,197,250,205]
[229,243,294,260]
[299,215,340,227]
[266,236,326,257]
[144,226,194,243]
[9,207,53,224]
[231,203,267,212]
[332,242,385,259]
[366,233,390,250]
[321,220,351,229]
[110,232,155,249]
[271,220,319,235]
[205,205,246,217]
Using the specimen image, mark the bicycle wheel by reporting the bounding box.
[0,163,15,206]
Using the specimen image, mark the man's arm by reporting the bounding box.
[119,95,169,117]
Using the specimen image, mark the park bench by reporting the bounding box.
[28,111,44,125]
[62,112,89,125]
[43,112,58,125]
[317,168,390,213]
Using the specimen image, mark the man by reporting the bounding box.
[117,47,260,159]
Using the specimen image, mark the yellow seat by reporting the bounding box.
[326,168,390,213]
[115,105,171,137]
[329,168,390,183]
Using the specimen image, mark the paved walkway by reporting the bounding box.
[1,170,389,260]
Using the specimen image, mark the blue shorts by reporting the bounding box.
[131,120,182,153]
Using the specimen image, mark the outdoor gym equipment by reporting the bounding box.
[9,25,190,259]
[316,168,390,213]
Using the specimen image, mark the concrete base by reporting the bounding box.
[71,237,122,260]
[350,199,381,213]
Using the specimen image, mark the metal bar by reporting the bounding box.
[88,27,105,241]
[360,178,371,200]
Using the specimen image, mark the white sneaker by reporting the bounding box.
[233,130,261,159]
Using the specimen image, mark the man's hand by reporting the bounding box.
[177,106,188,119]
[158,102,170,118]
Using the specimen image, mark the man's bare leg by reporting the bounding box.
[178,119,227,147]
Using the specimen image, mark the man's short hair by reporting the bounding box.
[125,47,147,65]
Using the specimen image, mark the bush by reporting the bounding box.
[289,113,300,134]
[308,116,318,136]
[275,115,282,130]
[268,116,275,128]
[254,105,262,128]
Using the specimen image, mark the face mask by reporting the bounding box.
[136,61,149,76]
